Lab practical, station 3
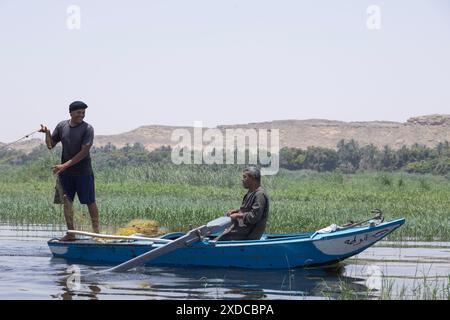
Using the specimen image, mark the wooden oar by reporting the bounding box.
[67,230,172,243]
[104,216,232,273]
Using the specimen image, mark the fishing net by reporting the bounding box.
[115,219,167,237]
[53,174,65,204]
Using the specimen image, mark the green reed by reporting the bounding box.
[0,164,449,240]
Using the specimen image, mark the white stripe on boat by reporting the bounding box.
[50,246,69,255]
[312,227,394,256]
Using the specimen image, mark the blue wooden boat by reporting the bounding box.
[48,218,404,269]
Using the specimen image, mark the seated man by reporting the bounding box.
[217,166,269,241]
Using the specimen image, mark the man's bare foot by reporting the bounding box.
[59,233,76,242]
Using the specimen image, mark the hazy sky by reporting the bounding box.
[1,0,449,142]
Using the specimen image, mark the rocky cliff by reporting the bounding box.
[3,114,450,153]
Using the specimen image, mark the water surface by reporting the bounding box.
[0,224,448,300]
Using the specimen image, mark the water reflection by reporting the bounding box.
[51,259,373,300]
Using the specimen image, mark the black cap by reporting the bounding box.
[69,101,88,112]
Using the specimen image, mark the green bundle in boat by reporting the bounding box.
[115,219,166,237]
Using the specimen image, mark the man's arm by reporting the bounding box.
[53,144,91,174]
[39,124,58,149]
[226,209,239,216]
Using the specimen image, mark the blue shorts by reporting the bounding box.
[59,174,96,205]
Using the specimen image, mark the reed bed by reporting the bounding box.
[0,164,449,240]
[319,274,450,300]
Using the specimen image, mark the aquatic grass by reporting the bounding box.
[317,273,450,300]
[384,276,449,300]
[0,166,449,240]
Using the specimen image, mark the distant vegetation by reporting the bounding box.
[1,140,450,240]
[280,140,450,175]
[1,140,450,175]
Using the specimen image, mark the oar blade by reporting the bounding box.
[104,216,233,273]
[206,216,232,234]
[106,232,194,272]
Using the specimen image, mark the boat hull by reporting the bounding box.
[48,218,405,269]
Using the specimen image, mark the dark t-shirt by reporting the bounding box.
[51,120,94,176]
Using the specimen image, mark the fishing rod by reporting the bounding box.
[0,127,66,204]
[0,129,40,150]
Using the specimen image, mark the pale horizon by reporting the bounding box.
[1,0,450,143]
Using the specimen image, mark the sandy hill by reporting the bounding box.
[2,114,450,153]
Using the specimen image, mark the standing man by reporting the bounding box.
[217,166,269,241]
[39,101,99,241]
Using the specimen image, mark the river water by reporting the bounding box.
[0,224,449,300]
